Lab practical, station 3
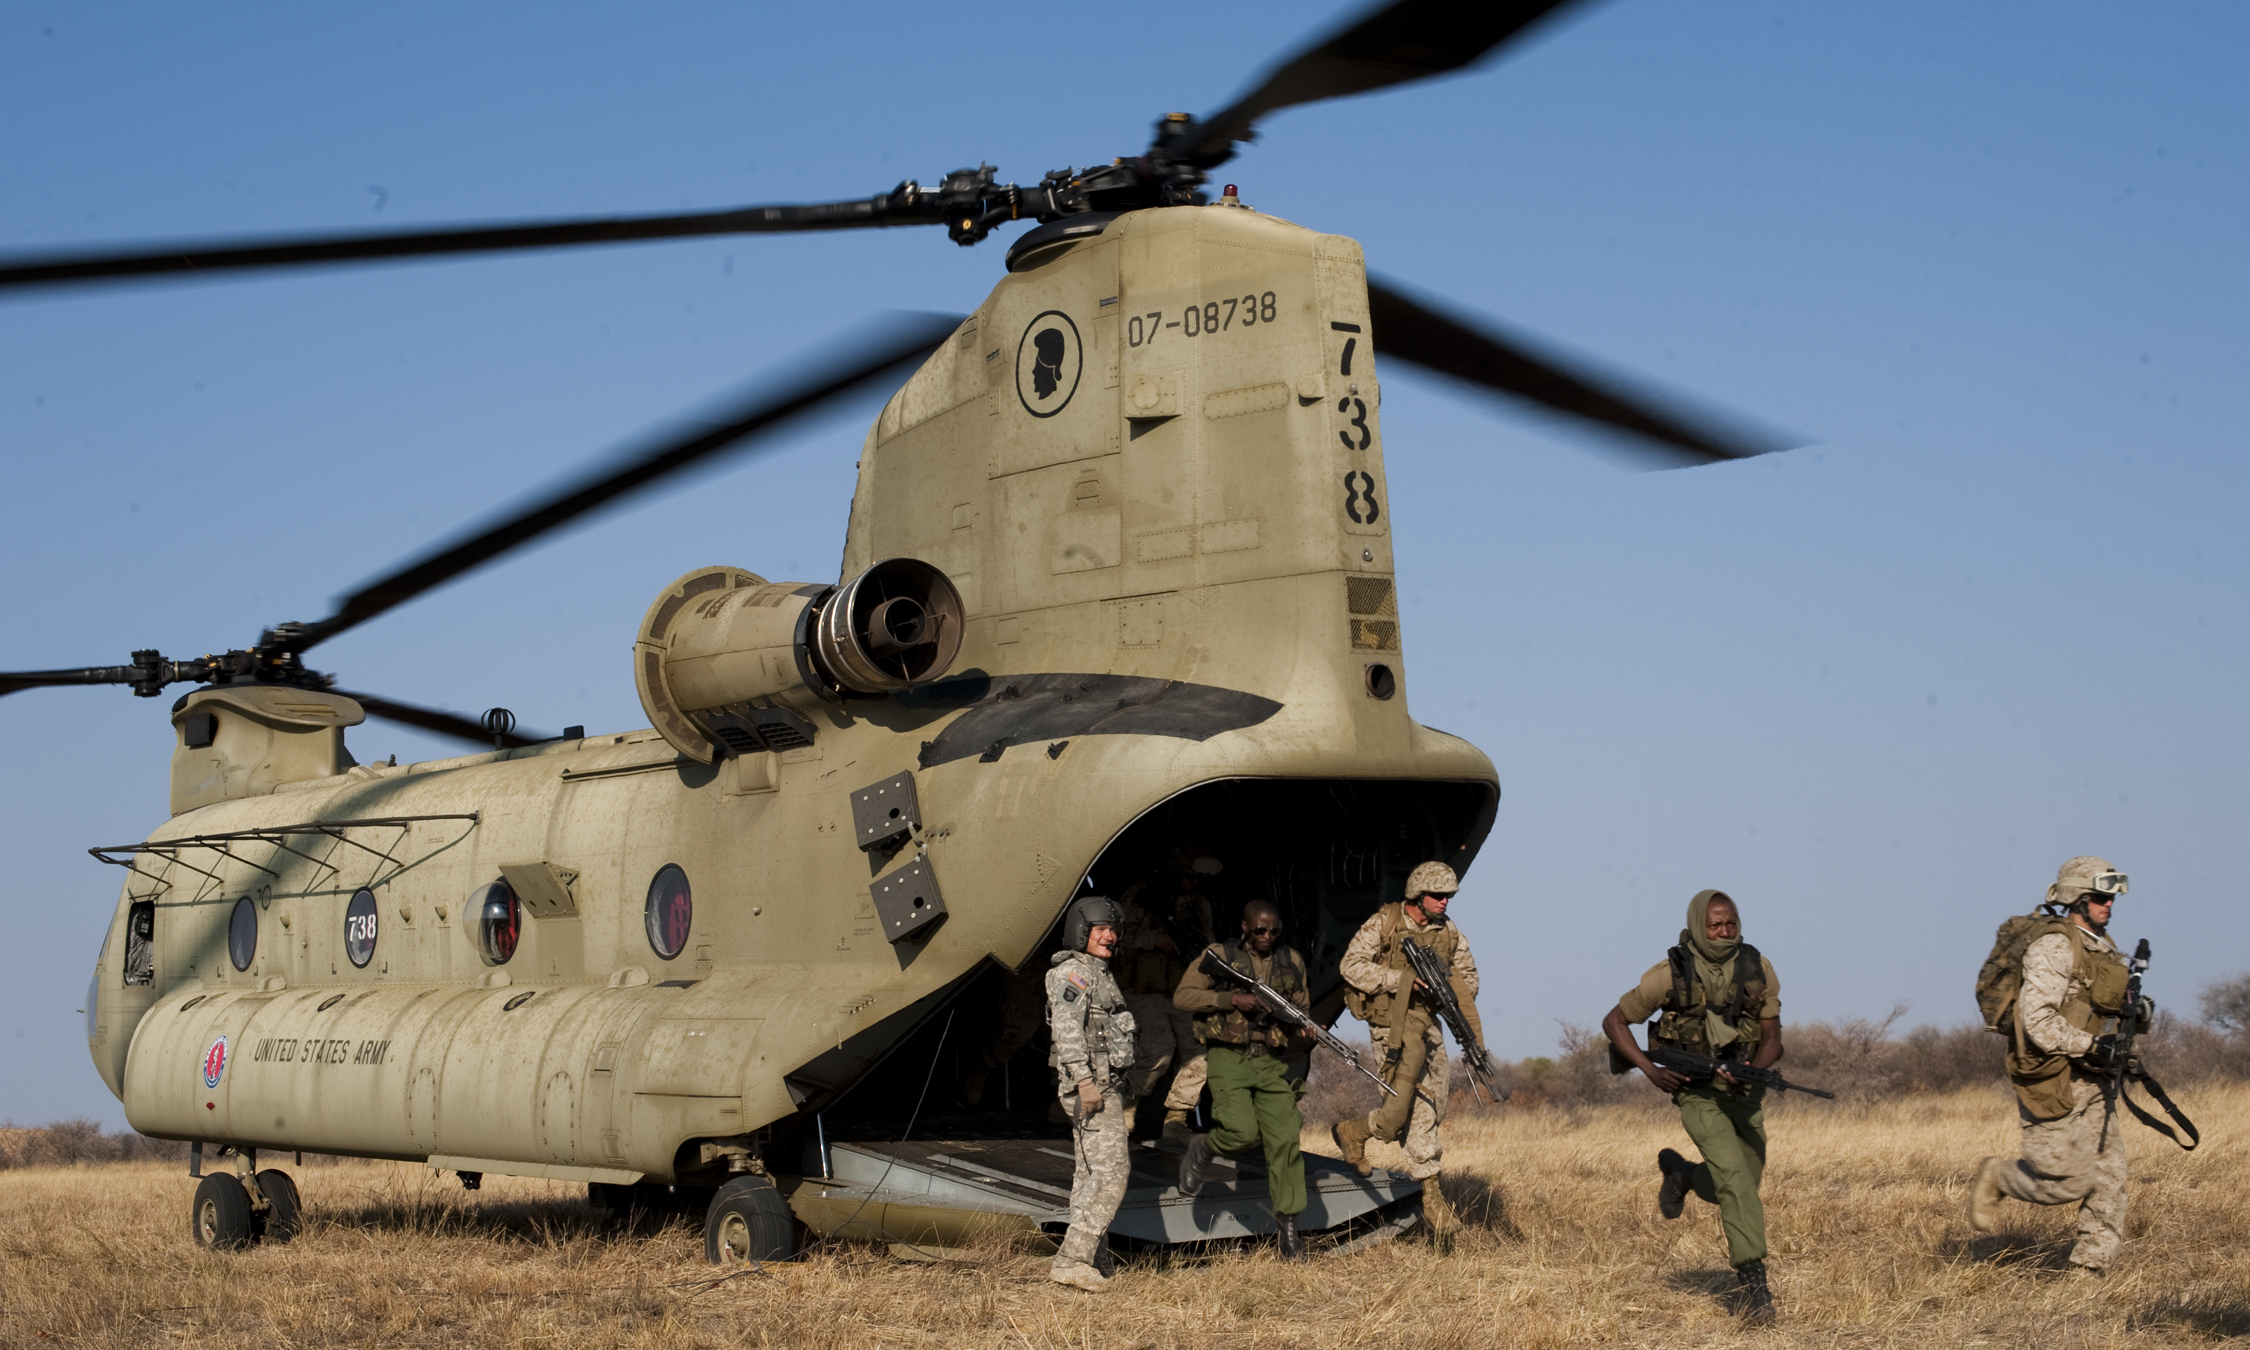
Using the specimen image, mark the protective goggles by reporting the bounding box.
[2082,872,2128,897]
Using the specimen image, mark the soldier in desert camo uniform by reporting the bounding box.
[1968,856,2148,1277]
[1333,860,1485,1253]
[1046,894,1139,1293]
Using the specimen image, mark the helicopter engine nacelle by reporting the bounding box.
[634,557,964,763]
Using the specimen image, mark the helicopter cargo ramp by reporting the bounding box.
[784,1137,1420,1253]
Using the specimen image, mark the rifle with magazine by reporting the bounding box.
[1400,937,1504,1103]
[2092,939,2200,1153]
[1645,1045,1835,1099]
[1198,948,1396,1097]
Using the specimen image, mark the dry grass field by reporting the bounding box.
[2,1085,2242,1349]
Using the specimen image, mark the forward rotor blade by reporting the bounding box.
[336,691,543,749]
[1366,278,1794,467]
[0,665,149,698]
[0,195,944,293]
[1187,0,1589,164]
[290,311,962,653]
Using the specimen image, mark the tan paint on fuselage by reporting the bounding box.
[89,202,1497,1183]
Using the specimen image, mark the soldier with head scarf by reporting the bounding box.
[1966,855,2145,1277]
[1601,889,1785,1326]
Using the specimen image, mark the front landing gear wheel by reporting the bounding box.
[704,1176,795,1266]
[192,1173,253,1251]
[255,1169,303,1243]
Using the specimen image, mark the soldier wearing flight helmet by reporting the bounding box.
[1045,894,1138,1292]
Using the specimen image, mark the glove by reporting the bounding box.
[2135,997,2157,1035]
[1076,1078,1103,1115]
[2082,1034,2124,1072]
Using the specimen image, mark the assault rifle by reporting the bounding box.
[1197,949,1396,1097]
[2096,938,2151,1153]
[1646,1045,1835,1099]
[2090,939,2200,1154]
[1400,938,1503,1103]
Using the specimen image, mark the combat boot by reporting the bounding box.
[1421,1173,1456,1255]
[1275,1212,1306,1262]
[1736,1259,1776,1327]
[1177,1132,1216,1197]
[1332,1118,1372,1177]
[1967,1156,2003,1233]
[1656,1148,1691,1220]
[1049,1260,1108,1293]
[1158,1110,1194,1154]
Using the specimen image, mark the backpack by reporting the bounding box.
[1975,909,2077,1036]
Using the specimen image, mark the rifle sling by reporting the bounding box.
[2120,1067,2201,1151]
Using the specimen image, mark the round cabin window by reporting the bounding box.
[227,896,258,971]
[343,888,380,968]
[645,864,693,960]
[466,880,521,965]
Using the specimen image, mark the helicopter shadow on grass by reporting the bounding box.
[321,1178,697,1245]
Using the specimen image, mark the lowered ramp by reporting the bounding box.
[784,1136,1420,1251]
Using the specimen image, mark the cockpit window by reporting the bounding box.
[124,901,155,986]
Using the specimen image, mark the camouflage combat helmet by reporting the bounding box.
[2045,855,2127,910]
[1405,860,1459,898]
[1064,894,1124,952]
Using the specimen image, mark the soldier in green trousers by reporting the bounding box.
[1601,889,1786,1326]
[1171,898,1313,1260]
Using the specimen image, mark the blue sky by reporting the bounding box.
[4,2,2244,1125]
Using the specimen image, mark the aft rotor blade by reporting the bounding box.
[0,195,946,293]
[1366,278,1794,467]
[288,311,962,653]
[336,691,543,749]
[1186,0,1589,165]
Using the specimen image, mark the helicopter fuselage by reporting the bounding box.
[87,202,1499,1188]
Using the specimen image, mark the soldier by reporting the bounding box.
[1599,889,1783,1326]
[1046,894,1138,1293]
[1172,898,1313,1260]
[1968,856,2147,1276]
[1333,860,1485,1253]
[1117,847,1222,1147]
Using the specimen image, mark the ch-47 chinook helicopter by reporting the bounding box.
[2,0,1789,1262]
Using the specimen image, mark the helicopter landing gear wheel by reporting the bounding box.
[254,1169,303,1243]
[704,1176,795,1266]
[191,1173,254,1251]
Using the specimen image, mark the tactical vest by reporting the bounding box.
[1344,902,1460,1032]
[1650,942,1767,1060]
[1193,941,1308,1049]
[2003,923,2130,1121]
[1047,957,1138,1087]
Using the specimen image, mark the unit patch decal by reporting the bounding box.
[1015,310,1082,418]
[201,1034,230,1090]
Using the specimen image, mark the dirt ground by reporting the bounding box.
[1,1084,2241,1348]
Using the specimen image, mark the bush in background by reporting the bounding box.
[0,1120,187,1170]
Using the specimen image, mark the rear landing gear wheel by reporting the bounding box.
[255,1169,303,1243]
[704,1176,795,1266]
[192,1173,253,1251]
